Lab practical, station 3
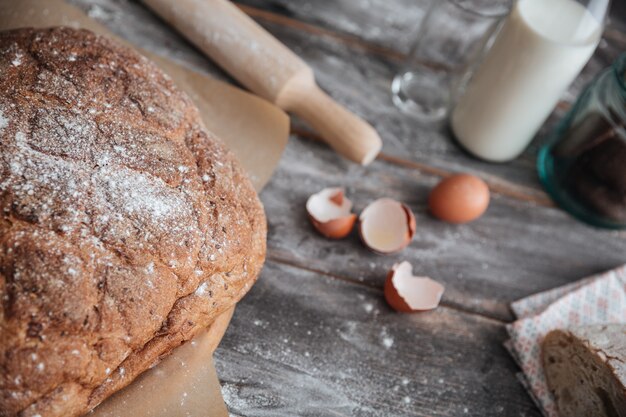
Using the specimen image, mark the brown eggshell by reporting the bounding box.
[384,269,413,312]
[358,198,416,254]
[308,213,357,239]
[404,204,417,238]
[384,261,445,313]
[428,174,490,224]
[306,187,356,239]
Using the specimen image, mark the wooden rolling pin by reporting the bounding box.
[141,0,382,165]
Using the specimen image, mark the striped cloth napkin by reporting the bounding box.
[505,265,626,417]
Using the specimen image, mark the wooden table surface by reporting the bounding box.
[70,1,626,415]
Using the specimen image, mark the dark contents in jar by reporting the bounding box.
[552,109,626,222]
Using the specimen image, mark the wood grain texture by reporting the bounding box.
[215,261,541,417]
[261,136,626,321]
[239,0,430,56]
[235,0,625,190]
[71,0,623,196]
[234,0,626,61]
[70,0,539,192]
[52,0,626,415]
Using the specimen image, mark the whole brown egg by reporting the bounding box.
[428,174,490,224]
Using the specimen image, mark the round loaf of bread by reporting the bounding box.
[0,27,266,417]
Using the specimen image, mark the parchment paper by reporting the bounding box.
[92,309,235,417]
[0,1,288,415]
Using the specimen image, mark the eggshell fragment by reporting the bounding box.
[306,187,357,239]
[359,198,416,254]
[428,174,489,224]
[384,261,444,312]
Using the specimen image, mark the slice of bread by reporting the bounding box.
[542,325,626,417]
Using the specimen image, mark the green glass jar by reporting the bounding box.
[538,53,626,229]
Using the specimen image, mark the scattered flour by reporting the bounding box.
[381,336,394,349]
[0,110,8,132]
[194,282,209,296]
[380,326,394,349]
[12,53,22,66]
[87,4,109,20]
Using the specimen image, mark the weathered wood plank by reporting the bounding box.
[215,261,541,417]
[238,0,429,56]
[57,3,626,415]
[71,0,624,198]
[234,0,624,186]
[69,0,544,194]
[234,0,624,104]
[235,0,626,56]
[249,16,552,191]
[69,0,626,320]
[260,135,626,321]
[234,4,406,62]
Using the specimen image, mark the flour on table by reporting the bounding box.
[0,110,8,132]
[380,327,394,349]
[12,53,22,66]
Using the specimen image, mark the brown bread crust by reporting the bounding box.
[542,325,626,417]
[0,27,266,417]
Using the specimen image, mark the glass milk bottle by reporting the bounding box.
[451,0,609,162]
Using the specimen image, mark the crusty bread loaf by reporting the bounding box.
[0,27,266,417]
[542,325,626,417]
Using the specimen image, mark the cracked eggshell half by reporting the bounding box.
[384,261,444,312]
[306,187,357,239]
[359,198,416,254]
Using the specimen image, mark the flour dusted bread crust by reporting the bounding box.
[542,325,626,417]
[0,27,266,417]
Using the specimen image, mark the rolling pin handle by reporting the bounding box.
[280,76,382,165]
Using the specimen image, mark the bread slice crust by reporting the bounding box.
[542,325,626,417]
